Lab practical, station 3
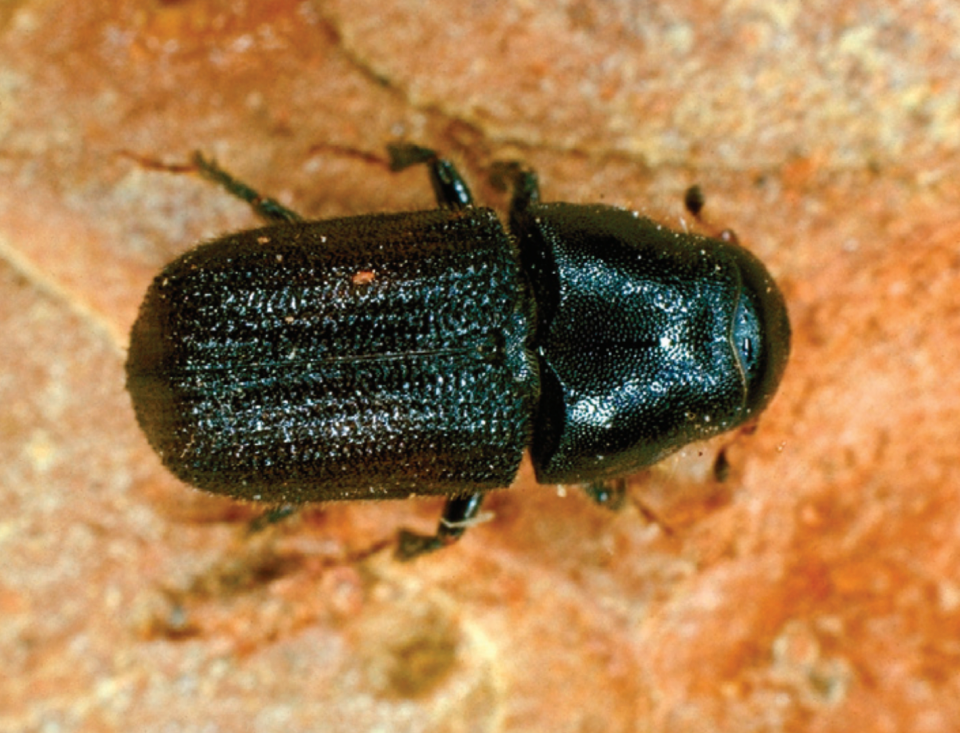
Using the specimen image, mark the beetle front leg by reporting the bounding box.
[396,492,486,560]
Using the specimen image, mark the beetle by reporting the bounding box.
[126,143,790,559]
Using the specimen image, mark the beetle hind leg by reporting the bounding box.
[387,143,475,210]
[193,152,304,224]
[396,492,486,560]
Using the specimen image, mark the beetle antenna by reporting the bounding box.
[683,184,741,244]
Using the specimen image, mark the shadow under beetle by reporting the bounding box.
[126,144,790,559]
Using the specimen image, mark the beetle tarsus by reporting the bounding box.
[490,160,541,214]
[248,503,298,533]
[192,151,304,224]
[713,447,732,483]
[395,492,486,560]
[386,142,437,170]
[582,478,627,510]
[395,529,451,560]
[387,142,474,209]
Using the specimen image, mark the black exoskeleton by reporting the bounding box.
[126,144,790,559]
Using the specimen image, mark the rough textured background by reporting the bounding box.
[2,1,959,731]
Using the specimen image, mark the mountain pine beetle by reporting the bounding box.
[126,144,790,559]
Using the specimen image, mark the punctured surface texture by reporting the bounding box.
[127,209,538,500]
[3,1,960,731]
[517,203,789,483]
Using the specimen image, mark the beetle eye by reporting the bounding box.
[732,292,762,387]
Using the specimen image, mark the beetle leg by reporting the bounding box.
[583,479,675,535]
[247,503,298,533]
[489,160,541,216]
[582,478,627,510]
[682,183,741,245]
[193,152,304,224]
[683,184,706,217]
[387,143,475,210]
[395,492,486,560]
